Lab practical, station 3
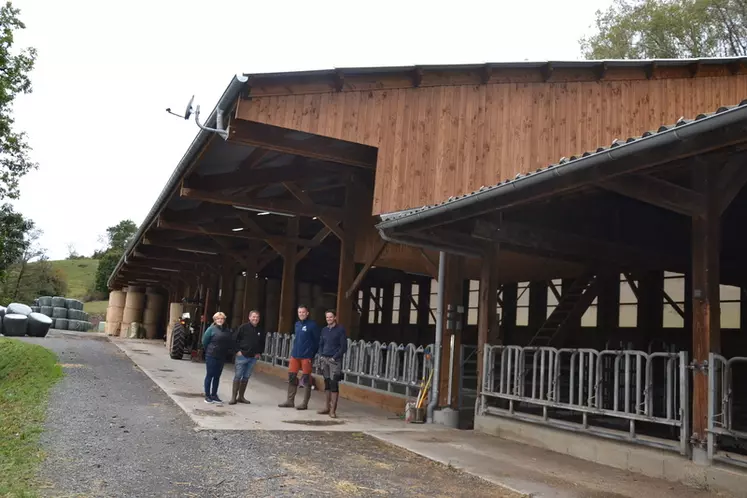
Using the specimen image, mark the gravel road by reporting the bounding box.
[22,334,513,498]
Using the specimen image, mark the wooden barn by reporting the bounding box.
[108,57,747,475]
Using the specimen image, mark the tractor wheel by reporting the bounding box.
[170,324,186,360]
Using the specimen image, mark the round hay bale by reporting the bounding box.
[108,290,126,308]
[81,311,89,322]
[54,318,69,330]
[38,296,53,307]
[67,309,80,321]
[30,306,40,313]
[7,303,32,316]
[2,314,28,337]
[40,306,53,317]
[66,299,84,311]
[51,296,66,308]
[52,307,68,319]
[67,319,84,332]
[0,306,7,320]
[28,312,53,338]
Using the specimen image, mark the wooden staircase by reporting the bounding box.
[527,274,599,348]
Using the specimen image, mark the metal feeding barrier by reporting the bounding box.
[708,353,747,466]
[259,332,433,398]
[480,345,689,455]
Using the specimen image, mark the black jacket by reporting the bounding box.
[234,323,266,357]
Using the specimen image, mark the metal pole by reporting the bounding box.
[447,333,455,405]
[427,251,446,423]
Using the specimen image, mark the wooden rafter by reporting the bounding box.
[236,213,284,255]
[281,181,344,240]
[345,240,387,299]
[198,160,330,192]
[295,227,332,264]
[157,218,317,248]
[419,249,438,278]
[471,220,679,270]
[548,280,562,302]
[598,174,704,216]
[227,120,377,169]
[716,157,747,214]
[180,187,344,221]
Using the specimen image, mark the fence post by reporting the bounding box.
[707,351,715,460]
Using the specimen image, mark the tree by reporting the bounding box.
[0,203,32,282]
[93,249,122,294]
[580,0,747,59]
[0,2,37,201]
[105,220,137,252]
[10,226,42,299]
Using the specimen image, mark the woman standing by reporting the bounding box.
[202,312,232,404]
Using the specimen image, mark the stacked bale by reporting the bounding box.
[166,302,183,349]
[121,287,145,338]
[143,290,165,340]
[105,290,126,336]
[1,296,92,337]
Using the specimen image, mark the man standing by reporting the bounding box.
[317,310,347,418]
[279,305,320,410]
[230,310,265,405]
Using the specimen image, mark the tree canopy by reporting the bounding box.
[93,219,137,294]
[581,0,747,59]
[106,219,137,252]
[0,1,36,201]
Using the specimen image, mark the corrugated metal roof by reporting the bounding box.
[244,57,747,80]
[378,99,747,226]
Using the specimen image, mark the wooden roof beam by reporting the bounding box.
[143,235,225,256]
[597,174,704,217]
[716,157,747,214]
[180,187,344,221]
[227,120,377,169]
[194,160,328,191]
[133,246,221,265]
[345,239,387,298]
[281,181,344,240]
[470,219,681,270]
[156,218,319,248]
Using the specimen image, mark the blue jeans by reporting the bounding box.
[204,356,225,396]
[234,355,257,381]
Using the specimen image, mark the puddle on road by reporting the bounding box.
[172,391,205,398]
[192,409,228,417]
[282,420,346,426]
[158,368,174,372]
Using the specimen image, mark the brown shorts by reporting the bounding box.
[319,356,342,379]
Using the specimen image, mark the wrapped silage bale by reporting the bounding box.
[52,307,67,319]
[28,313,53,338]
[7,303,32,316]
[3,314,28,336]
[54,318,69,330]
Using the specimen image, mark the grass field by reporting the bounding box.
[48,259,99,300]
[0,339,63,497]
[83,300,108,317]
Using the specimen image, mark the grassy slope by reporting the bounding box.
[0,339,64,497]
[47,259,98,299]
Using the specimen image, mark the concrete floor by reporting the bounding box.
[110,335,731,498]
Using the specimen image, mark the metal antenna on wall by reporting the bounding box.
[165,94,229,139]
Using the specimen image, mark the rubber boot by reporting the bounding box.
[317,391,331,415]
[296,375,312,410]
[238,380,250,404]
[278,375,298,408]
[329,392,339,418]
[228,381,239,405]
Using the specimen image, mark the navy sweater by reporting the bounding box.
[318,324,348,361]
[290,319,321,359]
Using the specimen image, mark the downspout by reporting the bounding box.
[427,251,446,423]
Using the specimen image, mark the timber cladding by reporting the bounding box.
[236,72,747,214]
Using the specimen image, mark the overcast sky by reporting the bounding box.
[10,0,608,260]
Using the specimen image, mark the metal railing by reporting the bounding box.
[480,345,689,454]
[459,345,478,411]
[708,353,747,466]
[260,332,433,398]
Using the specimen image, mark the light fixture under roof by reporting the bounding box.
[232,205,295,217]
[232,227,244,232]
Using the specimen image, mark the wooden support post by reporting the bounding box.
[529,281,548,337]
[278,218,299,334]
[691,165,722,448]
[501,283,518,344]
[438,254,465,408]
[638,271,664,345]
[219,260,235,317]
[597,272,621,350]
[476,246,499,409]
[337,174,369,340]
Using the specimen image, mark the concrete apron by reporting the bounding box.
[111,338,436,433]
[111,338,724,498]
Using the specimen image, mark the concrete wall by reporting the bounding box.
[475,415,747,495]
